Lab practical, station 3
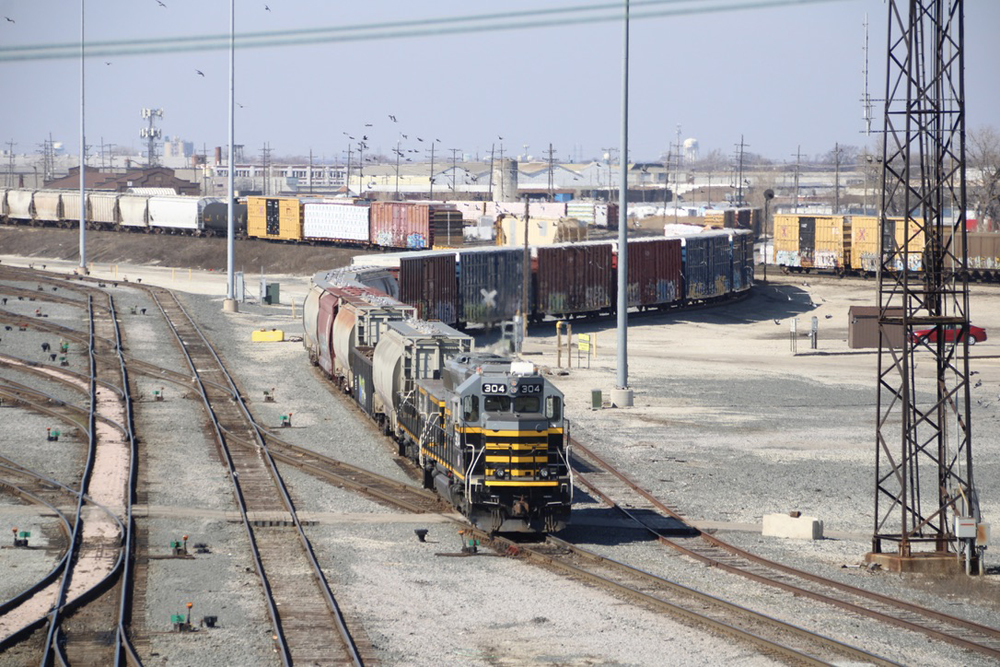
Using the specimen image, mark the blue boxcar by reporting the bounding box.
[458,247,525,326]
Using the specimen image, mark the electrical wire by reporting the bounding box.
[0,0,842,63]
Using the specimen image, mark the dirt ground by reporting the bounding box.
[0,226,363,275]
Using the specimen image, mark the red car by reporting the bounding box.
[911,325,988,345]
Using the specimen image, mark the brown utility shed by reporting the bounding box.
[848,306,905,349]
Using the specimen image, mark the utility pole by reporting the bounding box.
[521,197,530,341]
[259,143,272,196]
[545,143,557,201]
[344,145,353,196]
[615,0,632,406]
[733,135,748,207]
[488,143,495,201]
[140,108,163,167]
[394,139,401,200]
[308,148,314,194]
[662,149,671,218]
[357,141,365,196]
[449,148,461,195]
[601,147,615,202]
[99,139,116,172]
[427,142,436,199]
[5,140,15,187]
[792,145,802,212]
[498,144,504,200]
[833,142,843,214]
[673,124,683,224]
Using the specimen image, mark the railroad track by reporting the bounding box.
[569,438,1000,662]
[149,287,368,666]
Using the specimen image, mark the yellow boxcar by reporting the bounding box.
[851,216,924,273]
[247,196,303,241]
[772,214,849,270]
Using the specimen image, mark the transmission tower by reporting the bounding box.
[545,143,557,201]
[869,0,984,575]
[140,108,163,167]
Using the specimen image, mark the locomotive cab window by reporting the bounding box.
[513,395,540,413]
[462,395,479,421]
[484,395,511,412]
[545,396,562,420]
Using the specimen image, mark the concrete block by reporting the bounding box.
[762,513,824,540]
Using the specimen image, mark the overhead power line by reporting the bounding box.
[0,0,842,63]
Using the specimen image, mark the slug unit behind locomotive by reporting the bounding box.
[304,270,572,533]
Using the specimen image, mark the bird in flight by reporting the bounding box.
[416,137,424,142]
[4,16,14,23]
[401,134,408,139]
[236,102,244,109]
[196,70,205,77]
[105,61,113,66]
[362,135,368,141]
[156,0,166,7]
[364,123,373,127]
[498,135,503,140]
[265,4,271,10]
[389,114,397,122]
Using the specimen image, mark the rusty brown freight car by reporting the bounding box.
[536,242,614,318]
[623,238,683,308]
[399,252,458,324]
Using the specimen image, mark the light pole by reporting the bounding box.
[77,0,87,275]
[762,188,774,283]
[614,0,632,407]
[223,0,238,312]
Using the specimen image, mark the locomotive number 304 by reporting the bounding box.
[482,383,508,395]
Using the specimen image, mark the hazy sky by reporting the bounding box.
[0,0,997,164]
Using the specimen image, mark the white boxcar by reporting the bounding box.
[33,191,62,222]
[6,190,34,220]
[118,195,149,228]
[88,192,119,225]
[303,201,370,242]
[61,192,85,222]
[148,196,210,231]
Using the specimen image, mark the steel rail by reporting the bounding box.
[149,288,363,666]
[41,297,98,666]
[570,438,1000,660]
[108,294,143,666]
[1,353,125,398]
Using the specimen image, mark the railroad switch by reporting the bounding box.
[12,528,30,548]
[171,602,197,632]
[263,388,275,403]
[279,413,292,428]
[153,387,165,402]
[46,427,61,442]
[170,535,189,556]
[458,530,479,554]
[60,341,69,354]
[200,616,218,628]
[414,529,429,542]
[59,356,69,367]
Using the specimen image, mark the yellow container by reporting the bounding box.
[251,329,285,342]
[247,196,303,241]
[851,216,924,272]
[811,215,850,269]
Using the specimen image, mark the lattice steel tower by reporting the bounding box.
[870,0,985,574]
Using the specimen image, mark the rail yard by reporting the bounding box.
[1,240,998,665]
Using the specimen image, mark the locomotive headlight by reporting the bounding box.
[539,468,549,479]
[495,467,506,479]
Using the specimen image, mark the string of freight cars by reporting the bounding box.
[0,0,842,63]
[0,188,613,249]
[773,213,1000,282]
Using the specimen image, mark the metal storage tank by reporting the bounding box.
[149,196,213,231]
[6,189,34,220]
[88,192,119,226]
[118,194,150,228]
[333,288,415,388]
[202,200,246,235]
[624,237,683,307]
[32,191,62,222]
[492,158,519,202]
[247,196,303,241]
[458,247,524,326]
[303,200,370,243]
[536,242,614,316]
[372,320,472,429]
[399,252,458,324]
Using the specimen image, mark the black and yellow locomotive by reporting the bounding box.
[397,354,572,533]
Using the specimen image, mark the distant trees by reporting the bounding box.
[968,125,1000,229]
